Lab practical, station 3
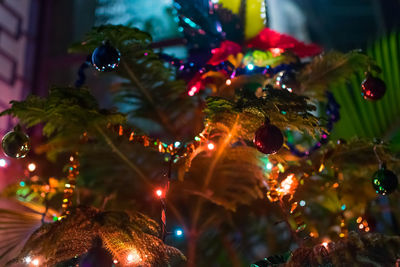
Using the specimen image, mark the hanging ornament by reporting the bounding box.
[254,120,284,155]
[91,41,121,72]
[372,164,398,195]
[1,126,30,158]
[275,69,299,93]
[361,74,386,100]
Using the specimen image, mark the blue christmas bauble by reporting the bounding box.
[91,42,120,72]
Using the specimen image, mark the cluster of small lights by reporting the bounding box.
[127,249,142,264]
[24,257,39,266]
[188,86,198,96]
[278,174,298,196]
[356,217,370,232]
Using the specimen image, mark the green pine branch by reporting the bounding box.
[69,25,195,140]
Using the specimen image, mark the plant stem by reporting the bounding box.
[187,230,198,267]
[121,61,178,138]
[96,125,148,183]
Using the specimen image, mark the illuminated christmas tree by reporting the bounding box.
[1,2,400,267]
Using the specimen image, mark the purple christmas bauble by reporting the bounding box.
[253,123,284,154]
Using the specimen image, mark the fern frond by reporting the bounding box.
[205,88,321,141]
[70,25,195,139]
[9,206,185,266]
[175,146,267,211]
[298,51,380,98]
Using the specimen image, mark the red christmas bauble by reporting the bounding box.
[253,123,284,154]
[361,75,386,100]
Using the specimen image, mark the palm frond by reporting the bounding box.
[0,200,47,266]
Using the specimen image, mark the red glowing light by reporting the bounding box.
[156,189,163,197]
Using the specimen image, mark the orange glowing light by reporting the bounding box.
[127,249,142,264]
[269,48,284,57]
[28,163,36,172]
[322,242,328,248]
[332,182,339,188]
[32,258,40,266]
[278,174,298,196]
[356,217,362,223]
[225,79,232,85]
[207,143,215,150]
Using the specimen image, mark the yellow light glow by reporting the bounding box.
[28,163,36,172]
[32,258,39,266]
[225,79,232,85]
[322,242,328,248]
[127,249,142,264]
[207,143,215,150]
[318,163,325,173]
[278,174,298,196]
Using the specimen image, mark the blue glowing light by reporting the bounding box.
[247,64,254,71]
[20,181,26,187]
[299,200,306,206]
[341,204,346,210]
[175,229,183,236]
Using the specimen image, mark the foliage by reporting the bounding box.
[0,200,52,266]
[175,146,266,211]
[0,87,125,159]
[205,87,321,141]
[70,25,195,139]
[298,51,380,98]
[287,232,400,266]
[9,206,185,266]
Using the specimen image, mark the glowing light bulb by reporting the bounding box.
[156,189,163,197]
[247,64,254,71]
[127,250,142,264]
[32,258,39,266]
[175,229,183,236]
[0,158,6,167]
[299,200,306,207]
[207,143,215,150]
[28,163,36,172]
[113,259,118,264]
[24,257,32,263]
[266,162,273,170]
[174,141,181,148]
[225,79,231,85]
[322,242,328,248]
